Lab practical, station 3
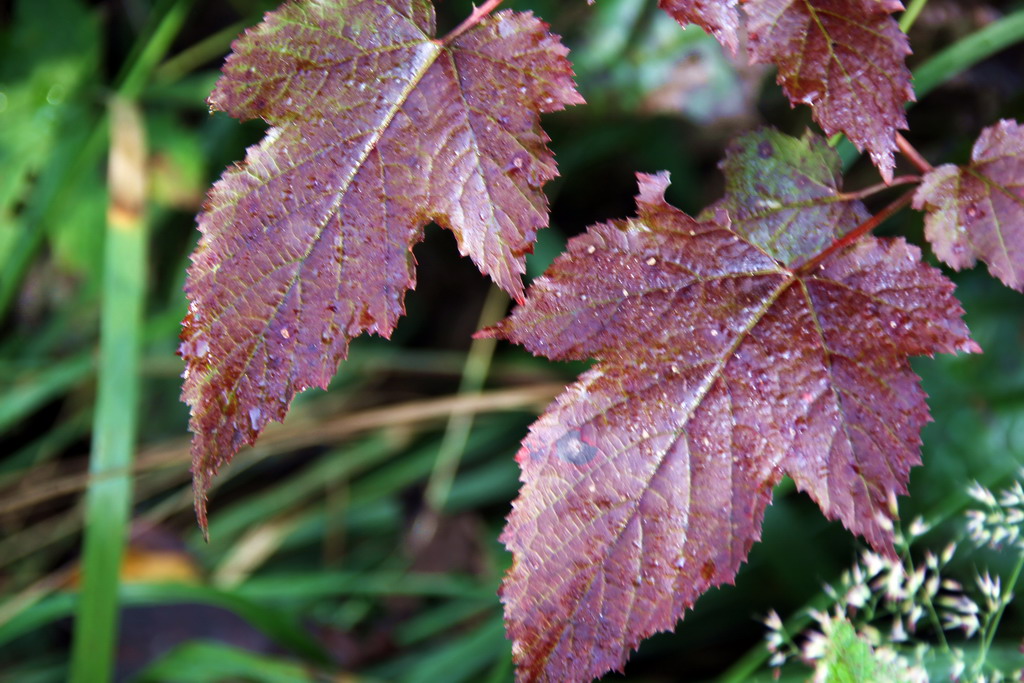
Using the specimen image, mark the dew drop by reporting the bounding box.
[587,245,596,254]
[248,407,262,431]
[646,257,657,266]
[504,152,530,174]
[280,327,291,339]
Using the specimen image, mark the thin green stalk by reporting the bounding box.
[901,548,950,653]
[116,0,197,97]
[412,285,508,547]
[154,20,248,84]
[899,0,930,34]
[716,590,833,682]
[68,97,148,683]
[0,0,193,320]
[0,354,93,435]
[975,549,1024,674]
[913,8,1024,99]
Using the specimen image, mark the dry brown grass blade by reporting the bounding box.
[0,383,563,517]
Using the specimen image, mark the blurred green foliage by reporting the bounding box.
[0,0,1022,681]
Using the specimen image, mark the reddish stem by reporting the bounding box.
[798,188,916,275]
[439,0,505,45]
[838,174,920,201]
[896,133,933,174]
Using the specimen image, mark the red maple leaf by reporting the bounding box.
[914,119,1024,291]
[658,0,741,54]
[180,0,581,530]
[484,130,977,682]
[656,0,913,182]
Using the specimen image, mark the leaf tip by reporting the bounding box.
[961,339,983,355]
[192,473,211,542]
[635,171,672,207]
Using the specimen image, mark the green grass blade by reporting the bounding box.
[1,582,329,663]
[115,0,197,98]
[414,284,507,546]
[404,616,507,683]
[0,0,193,320]
[134,641,315,683]
[899,0,930,33]
[234,570,495,602]
[0,354,92,435]
[68,97,148,683]
[912,8,1024,99]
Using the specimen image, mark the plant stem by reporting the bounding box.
[914,8,1024,100]
[837,175,920,201]
[0,0,191,321]
[716,591,833,682]
[116,0,197,97]
[411,284,508,549]
[154,19,248,84]
[896,133,933,174]
[899,0,930,34]
[798,189,916,275]
[439,0,505,45]
[975,550,1024,673]
[68,97,148,683]
[901,547,951,652]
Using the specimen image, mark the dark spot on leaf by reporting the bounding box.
[554,430,597,465]
[700,560,715,582]
[757,141,773,159]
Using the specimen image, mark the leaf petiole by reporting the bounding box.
[896,133,934,174]
[798,188,917,275]
[837,175,921,202]
[439,0,505,45]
